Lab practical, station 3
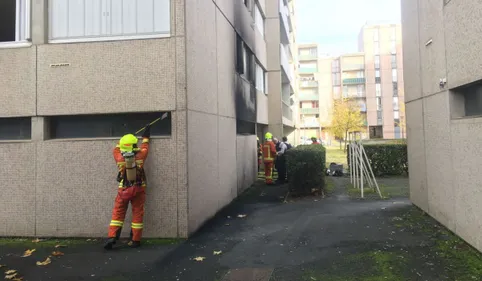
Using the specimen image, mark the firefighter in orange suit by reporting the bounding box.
[104,125,151,250]
[262,132,277,185]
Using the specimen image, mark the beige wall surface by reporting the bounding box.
[37,39,177,115]
[185,0,257,235]
[0,47,36,117]
[0,138,179,238]
[403,0,482,252]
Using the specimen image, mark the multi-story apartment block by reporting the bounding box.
[0,0,296,238]
[297,23,404,142]
[402,0,482,253]
[262,0,297,141]
[359,22,405,139]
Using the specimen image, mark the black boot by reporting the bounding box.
[104,238,116,250]
[128,240,141,248]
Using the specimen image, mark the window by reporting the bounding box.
[49,0,170,42]
[375,70,380,78]
[331,60,340,73]
[392,69,398,82]
[377,111,383,119]
[393,97,399,110]
[369,126,383,139]
[456,82,482,117]
[374,44,380,55]
[0,0,30,43]
[391,55,397,68]
[343,85,348,97]
[332,73,340,85]
[254,4,264,37]
[374,55,380,69]
[49,112,172,139]
[300,62,317,69]
[236,35,255,83]
[373,29,379,42]
[357,85,365,97]
[0,117,31,140]
[255,62,266,93]
[393,82,398,96]
[376,83,381,97]
[357,71,364,78]
[376,97,382,110]
[394,110,400,119]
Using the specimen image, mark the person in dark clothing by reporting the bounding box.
[282,137,291,182]
[282,137,292,150]
[274,138,288,184]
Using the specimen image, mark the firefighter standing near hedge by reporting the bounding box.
[262,132,277,185]
[104,124,151,250]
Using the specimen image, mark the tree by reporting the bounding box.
[328,99,364,151]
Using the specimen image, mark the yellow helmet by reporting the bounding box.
[265,132,273,140]
[119,134,139,152]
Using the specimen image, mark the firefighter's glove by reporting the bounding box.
[142,124,151,138]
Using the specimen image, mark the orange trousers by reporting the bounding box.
[264,162,274,184]
[108,189,146,242]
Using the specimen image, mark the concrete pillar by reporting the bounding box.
[31,117,49,141]
[31,0,48,45]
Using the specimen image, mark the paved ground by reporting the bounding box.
[1,177,482,281]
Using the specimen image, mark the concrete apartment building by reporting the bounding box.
[0,0,296,238]
[297,23,405,141]
[402,0,482,252]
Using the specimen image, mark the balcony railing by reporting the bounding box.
[299,68,317,74]
[298,93,319,101]
[300,81,318,88]
[342,64,365,71]
[282,102,293,121]
[299,54,318,61]
[343,78,366,85]
[300,108,320,114]
[343,91,366,98]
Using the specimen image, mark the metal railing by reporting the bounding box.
[300,108,320,114]
[298,93,319,101]
[343,78,366,85]
[300,80,318,88]
[342,64,365,71]
[299,68,317,74]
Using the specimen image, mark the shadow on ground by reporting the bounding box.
[1,177,481,281]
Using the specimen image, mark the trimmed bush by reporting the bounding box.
[286,144,326,195]
[347,143,408,176]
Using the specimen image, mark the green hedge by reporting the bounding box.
[286,144,326,195]
[347,143,408,176]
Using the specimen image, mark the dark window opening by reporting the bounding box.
[375,77,381,83]
[49,112,172,139]
[236,35,244,74]
[369,126,383,139]
[0,0,16,42]
[236,120,255,135]
[0,117,31,140]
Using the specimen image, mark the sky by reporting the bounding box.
[296,0,401,56]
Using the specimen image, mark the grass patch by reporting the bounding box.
[346,183,408,199]
[0,237,185,248]
[303,250,408,281]
[325,146,347,168]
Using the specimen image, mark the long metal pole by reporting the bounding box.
[361,144,382,198]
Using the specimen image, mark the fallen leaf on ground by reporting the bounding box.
[12,278,23,281]
[5,273,18,280]
[86,239,92,241]
[237,214,247,218]
[193,256,205,262]
[52,251,64,256]
[31,238,43,243]
[213,251,222,255]
[5,270,17,275]
[54,244,66,248]
[0,264,5,268]
[21,249,36,257]
[36,257,51,266]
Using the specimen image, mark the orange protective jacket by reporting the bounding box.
[262,141,277,163]
[113,137,150,188]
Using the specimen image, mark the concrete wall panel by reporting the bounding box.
[236,135,257,194]
[444,0,482,88]
[218,116,238,207]
[405,100,429,211]
[0,47,36,117]
[37,39,176,115]
[0,143,36,236]
[450,118,482,252]
[423,92,455,230]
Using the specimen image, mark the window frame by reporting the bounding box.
[48,0,171,44]
[0,0,31,48]
[255,61,267,94]
[254,2,265,37]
